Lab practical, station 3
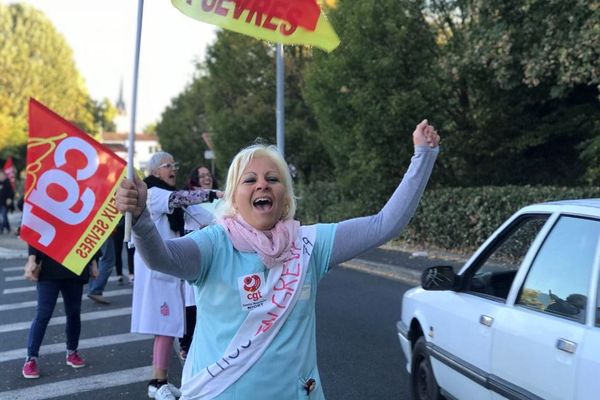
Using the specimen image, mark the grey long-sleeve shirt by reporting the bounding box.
[132,145,438,281]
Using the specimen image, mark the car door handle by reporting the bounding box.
[556,338,577,354]
[479,315,494,327]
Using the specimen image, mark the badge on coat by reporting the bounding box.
[238,272,267,311]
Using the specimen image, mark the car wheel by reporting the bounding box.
[410,336,441,400]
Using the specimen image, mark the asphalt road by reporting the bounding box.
[0,211,465,399]
[317,266,415,400]
[0,259,424,399]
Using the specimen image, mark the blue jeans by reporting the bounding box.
[88,238,115,295]
[0,205,9,233]
[27,279,84,357]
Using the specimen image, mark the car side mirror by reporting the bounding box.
[421,265,458,291]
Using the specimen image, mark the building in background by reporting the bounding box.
[99,83,160,173]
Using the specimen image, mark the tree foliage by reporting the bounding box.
[427,0,600,185]
[201,30,332,184]
[156,74,213,187]
[303,0,441,215]
[90,98,117,133]
[0,3,95,151]
[155,0,600,215]
[202,31,276,175]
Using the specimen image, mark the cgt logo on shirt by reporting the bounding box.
[238,272,266,311]
[244,274,261,296]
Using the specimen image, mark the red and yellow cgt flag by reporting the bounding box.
[172,0,340,52]
[21,99,126,275]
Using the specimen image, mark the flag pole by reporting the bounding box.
[124,0,145,242]
[276,43,285,158]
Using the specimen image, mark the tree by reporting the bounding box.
[0,3,95,149]
[156,74,213,186]
[201,31,275,174]
[427,0,600,185]
[303,0,441,215]
[89,98,117,133]
[202,30,332,183]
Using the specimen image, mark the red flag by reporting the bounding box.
[2,157,16,191]
[21,99,126,275]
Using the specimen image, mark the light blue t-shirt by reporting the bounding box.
[185,223,337,399]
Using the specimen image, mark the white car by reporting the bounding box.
[397,199,600,400]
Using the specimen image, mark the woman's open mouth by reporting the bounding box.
[253,197,273,211]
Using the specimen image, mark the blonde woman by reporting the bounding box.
[117,120,440,399]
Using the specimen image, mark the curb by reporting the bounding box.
[339,258,421,286]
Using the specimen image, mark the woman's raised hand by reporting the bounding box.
[413,119,440,148]
[116,175,147,218]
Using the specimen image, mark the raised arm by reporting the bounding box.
[116,177,204,281]
[169,189,222,208]
[329,120,440,266]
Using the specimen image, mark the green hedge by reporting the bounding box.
[399,186,600,253]
[296,183,600,253]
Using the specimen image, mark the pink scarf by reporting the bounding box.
[218,215,300,269]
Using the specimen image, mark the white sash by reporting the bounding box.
[180,226,316,400]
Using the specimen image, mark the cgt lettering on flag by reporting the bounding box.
[22,99,126,275]
[193,0,320,35]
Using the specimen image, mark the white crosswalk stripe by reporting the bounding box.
[2,266,25,272]
[0,248,27,260]
[0,366,153,400]
[2,276,128,292]
[3,286,37,294]
[0,332,149,363]
[0,307,132,333]
[0,288,132,312]
[5,274,125,283]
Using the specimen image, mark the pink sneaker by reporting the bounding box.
[66,351,86,368]
[22,358,40,379]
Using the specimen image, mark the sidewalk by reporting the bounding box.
[0,211,27,259]
[339,243,467,285]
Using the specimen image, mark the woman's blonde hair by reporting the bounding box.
[217,144,296,220]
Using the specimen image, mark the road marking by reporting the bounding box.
[0,365,153,399]
[3,286,37,294]
[0,251,27,260]
[0,332,149,362]
[4,274,124,283]
[5,275,25,282]
[2,266,25,272]
[3,284,131,295]
[0,288,132,311]
[0,307,132,333]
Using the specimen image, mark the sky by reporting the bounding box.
[8,0,216,132]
